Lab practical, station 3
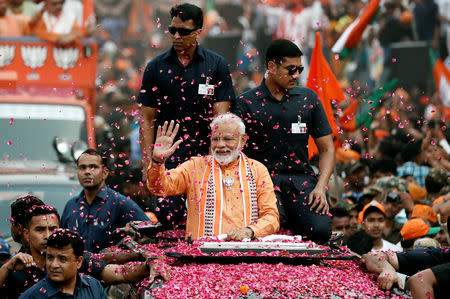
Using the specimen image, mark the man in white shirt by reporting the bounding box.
[359,200,403,252]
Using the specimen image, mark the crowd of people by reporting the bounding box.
[1,0,450,297]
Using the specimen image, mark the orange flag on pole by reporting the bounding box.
[339,99,360,132]
[306,31,345,159]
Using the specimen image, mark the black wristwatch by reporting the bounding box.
[151,158,163,166]
[245,227,255,239]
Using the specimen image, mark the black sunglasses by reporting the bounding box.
[282,64,304,76]
[168,26,198,36]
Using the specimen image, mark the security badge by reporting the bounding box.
[291,115,307,134]
[198,77,215,95]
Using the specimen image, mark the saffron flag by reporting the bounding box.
[429,49,450,107]
[332,0,381,58]
[306,32,345,159]
[339,99,360,132]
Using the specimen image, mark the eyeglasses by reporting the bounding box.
[49,0,64,5]
[168,26,198,36]
[281,64,304,76]
[211,136,239,143]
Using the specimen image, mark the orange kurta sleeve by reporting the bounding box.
[247,159,280,238]
[146,158,197,197]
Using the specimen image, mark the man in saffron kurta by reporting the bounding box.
[32,0,81,45]
[147,114,279,240]
[0,0,30,36]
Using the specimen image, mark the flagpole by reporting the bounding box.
[333,166,341,205]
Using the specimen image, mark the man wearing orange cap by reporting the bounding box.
[411,204,438,224]
[400,218,441,249]
[359,200,402,252]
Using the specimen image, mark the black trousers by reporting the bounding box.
[273,174,332,245]
[154,194,186,229]
[154,161,188,228]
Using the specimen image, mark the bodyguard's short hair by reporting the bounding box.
[47,229,84,258]
[347,230,374,255]
[330,207,350,219]
[76,149,108,168]
[400,140,422,163]
[210,113,246,135]
[170,3,203,29]
[370,158,398,176]
[265,39,303,67]
[11,195,44,226]
[23,205,60,229]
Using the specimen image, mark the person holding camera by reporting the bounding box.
[367,175,414,245]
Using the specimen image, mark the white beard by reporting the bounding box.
[213,141,241,165]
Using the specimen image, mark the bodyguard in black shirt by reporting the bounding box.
[234,39,335,244]
[138,3,235,227]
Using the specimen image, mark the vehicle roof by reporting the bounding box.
[0,174,78,185]
[0,85,89,107]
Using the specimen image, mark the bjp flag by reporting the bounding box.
[306,32,345,159]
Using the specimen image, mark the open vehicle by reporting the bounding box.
[103,226,410,299]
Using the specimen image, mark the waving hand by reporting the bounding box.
[152,120,183,163]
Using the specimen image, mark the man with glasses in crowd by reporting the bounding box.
[138,3,235,228]
[233,39,335,244]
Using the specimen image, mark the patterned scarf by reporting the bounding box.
[197,153,258,238]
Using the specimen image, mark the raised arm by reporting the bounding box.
[0,253,36,287]
[146,121,193,197]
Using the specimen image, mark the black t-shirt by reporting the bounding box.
[137,46,235,167]
[233,81,332,177]
[2,264,46,298]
